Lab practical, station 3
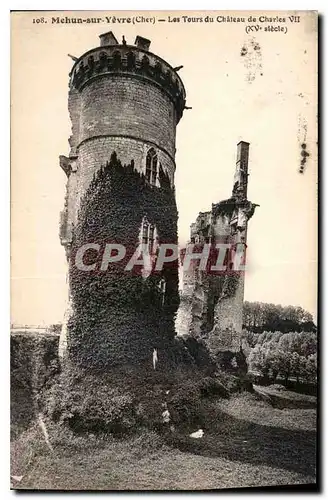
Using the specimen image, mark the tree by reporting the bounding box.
[246,330,317,386]
[248,345,267,376]
[242,302,253,330]
[48,324,62,334]
[242,302,315,333]
[276,350,291,384]
[290,351,301,383]
[265,344,280,382]
[300,333,317,357]
[304,354,317,383]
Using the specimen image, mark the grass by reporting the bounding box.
[216,392,317,431]
[11,392,317,491]
[253,385,317,409]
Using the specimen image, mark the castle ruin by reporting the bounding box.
[177,141,258,362]
[58,31,257,371]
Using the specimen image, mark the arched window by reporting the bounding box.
[98,52,108,70]
[126,51,136,70]
[158,278,166,307]
[141,217,155,253]
[145,148,158,185]
[230,222,237,236]
[112,51,121,69]
[87,55,94,70]
[141,55,150,70]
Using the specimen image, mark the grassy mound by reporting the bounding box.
[43,363,234,436]
[11,392,316,490]
[253,385,317,409]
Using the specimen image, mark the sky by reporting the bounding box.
[11,10,318,325]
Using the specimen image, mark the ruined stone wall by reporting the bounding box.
[209,274,245,352]
[178,194,255,357]
[177,139,256,360]
[210,209,246,351]
[175,294,193,336]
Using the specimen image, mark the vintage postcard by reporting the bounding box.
[11,10,318,491]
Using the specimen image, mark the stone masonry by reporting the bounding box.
[59,32,185,254]
[177,142,258,358]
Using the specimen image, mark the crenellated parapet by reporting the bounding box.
[70,44,186,122]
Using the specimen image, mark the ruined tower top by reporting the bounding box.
[69,31,186,122]
[232,141,250,199]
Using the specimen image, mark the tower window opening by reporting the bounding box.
[141,218,155,253]
[158,278,166,306]
[230,222,237,236]
[141,55,150,70]
[112,51,121,69]
[145,148,158,185]
[126,51,136,70]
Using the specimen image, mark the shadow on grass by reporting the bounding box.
[169,410,316,478]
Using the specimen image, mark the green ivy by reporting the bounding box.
[67,152,180,369]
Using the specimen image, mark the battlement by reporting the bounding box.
[70,34,186,121]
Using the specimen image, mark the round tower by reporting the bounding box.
[59,32,187,369]
[61,31,186,242]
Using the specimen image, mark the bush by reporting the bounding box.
[11,333,60,436]
[44,359,241,438]
[45,363,232,436]
[198,377,229,399]
[167,380,203,429]
[46,364,197,435]
[268,384,286,392]
[46,370,138,435]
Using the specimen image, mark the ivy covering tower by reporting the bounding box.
[59,32,187,369]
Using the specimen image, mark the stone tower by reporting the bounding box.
[178,142,258,362]
[59,32,186,369]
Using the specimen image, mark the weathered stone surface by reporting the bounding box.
[177,142,258,362]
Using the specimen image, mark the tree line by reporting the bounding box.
[243,330,317,385]
[243,301,316,333]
